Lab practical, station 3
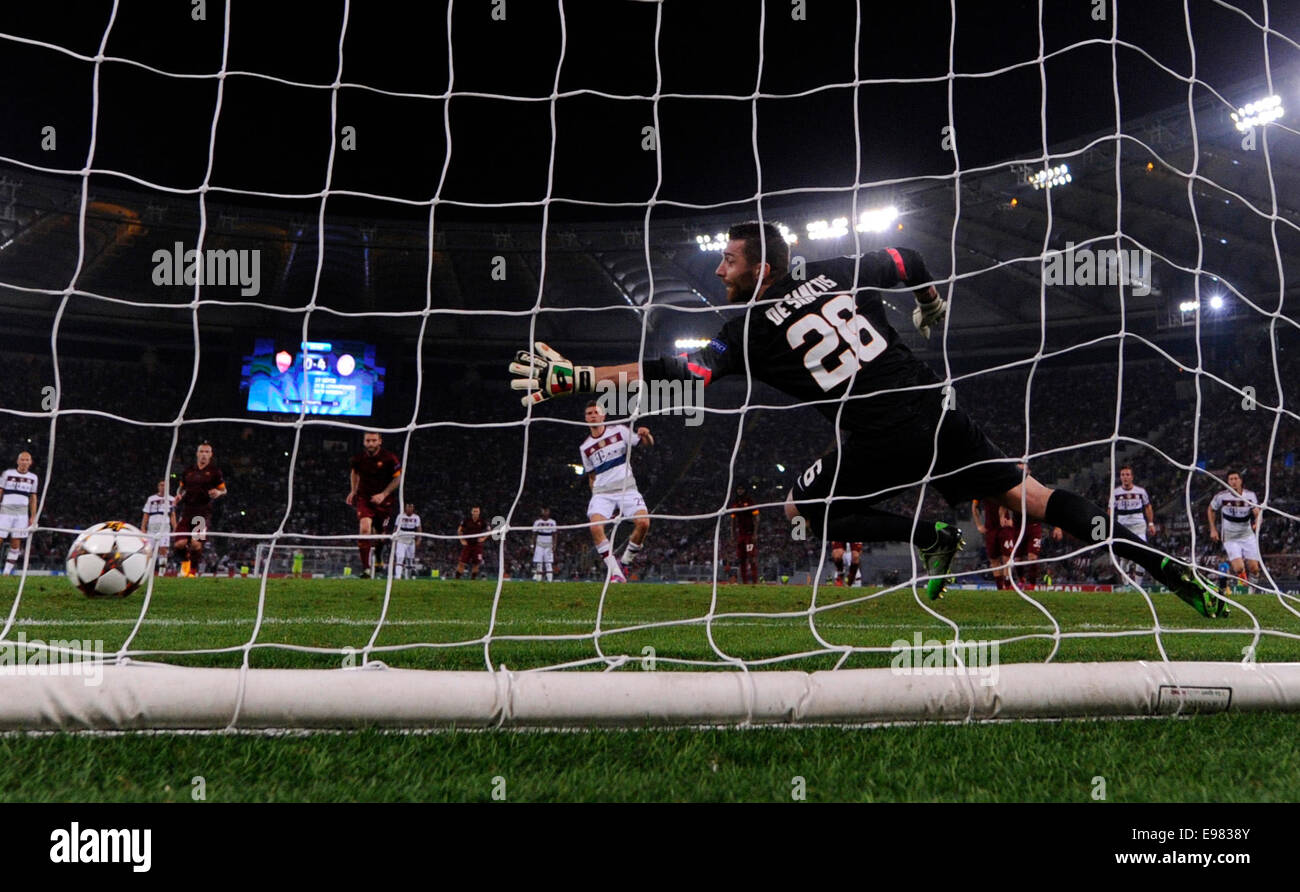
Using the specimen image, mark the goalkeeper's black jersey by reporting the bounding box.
[648,251,942,435]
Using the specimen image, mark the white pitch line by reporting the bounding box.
[5,615,1141,632]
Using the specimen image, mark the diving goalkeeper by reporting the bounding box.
[509,222,1228,617]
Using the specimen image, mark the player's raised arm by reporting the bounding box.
[853,247,948,339]
[508,333,741,406]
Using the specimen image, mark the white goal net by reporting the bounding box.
[1,1,1299,728]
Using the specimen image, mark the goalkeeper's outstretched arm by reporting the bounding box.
[510,343,725,406]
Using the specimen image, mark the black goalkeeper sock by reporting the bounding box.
[1044,490,1176,584]
[826,509,939,550]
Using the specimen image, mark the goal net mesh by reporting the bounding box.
[0,1,1299,725]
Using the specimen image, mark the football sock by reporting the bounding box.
[846,562,859,587]
[545,565,553,582]
[3,548,18,575]
[1044,490,1178,586]
[359,541,371,572]
[621,540,643,565]
[596,541,622,576]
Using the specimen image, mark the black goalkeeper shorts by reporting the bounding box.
[792,399,1024,527]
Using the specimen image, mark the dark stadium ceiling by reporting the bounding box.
[1,1,1298,364]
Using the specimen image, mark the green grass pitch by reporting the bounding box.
[2,576,1299,802]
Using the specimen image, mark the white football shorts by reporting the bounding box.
[1116,517,1148,541]
[1222,533,1261,563]
[0,506,30,539]
[587,490,647,521]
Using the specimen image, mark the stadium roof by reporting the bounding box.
[1,2,1298,365]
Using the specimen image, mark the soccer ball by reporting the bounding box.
[66,521,152,598]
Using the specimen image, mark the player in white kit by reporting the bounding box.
[140,480,175,576]
[1208,470,1263,592]
[580,402,653,582]
[1,452,38,576]
[1109,466,1155,585]
[393,503,421,579]
[532,506,558,581]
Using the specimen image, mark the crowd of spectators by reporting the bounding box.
[1,343,1297,587]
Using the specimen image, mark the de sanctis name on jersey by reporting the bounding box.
[762,274,841,326]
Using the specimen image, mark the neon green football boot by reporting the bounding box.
[920,521,964,601]
[1163,558,1231,618]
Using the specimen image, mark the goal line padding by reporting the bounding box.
[2,662,1299,730]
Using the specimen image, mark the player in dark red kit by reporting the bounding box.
[456,506,488,579]
[511,222,1228,617]
[729,485,760,584]
[173,442,226,577]
[1000,515,1048,588]
[973,499,1021,589]
[831,541,863,587]
[347,431,402,578]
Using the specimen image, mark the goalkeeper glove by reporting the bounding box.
[509,341,596,407]
[912,288,948,339]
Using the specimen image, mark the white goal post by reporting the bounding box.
[2,662,1299,730]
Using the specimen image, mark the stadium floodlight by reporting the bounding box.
[697,226,796,250]
[806,217,849,239]
[1178,300,1199,312]
[776,463,785,472]
[1231,94,1284,131]
[695,232,727,252]
[856,205,899,233]
[1029,163,1071,191]
[1209,294,1225,310]
[674,338,711,350]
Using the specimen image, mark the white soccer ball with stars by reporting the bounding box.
[65,521,152,598]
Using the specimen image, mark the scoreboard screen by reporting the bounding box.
[241,339,385,416]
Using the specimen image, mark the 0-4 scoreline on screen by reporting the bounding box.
[240,338,385,416]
